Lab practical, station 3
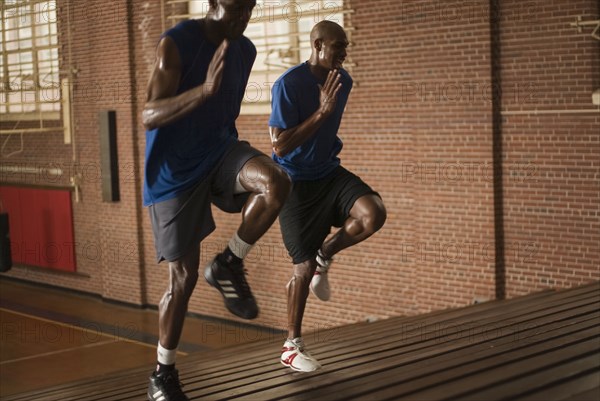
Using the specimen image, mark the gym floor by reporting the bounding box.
[0,278,275,398]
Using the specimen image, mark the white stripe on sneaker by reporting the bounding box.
[217,280,240,298]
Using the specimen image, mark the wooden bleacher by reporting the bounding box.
[4,282,599,401]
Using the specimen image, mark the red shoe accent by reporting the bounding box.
[282,352,298,367]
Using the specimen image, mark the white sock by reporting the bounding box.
[157,342,177,366]
[228,232,253,259]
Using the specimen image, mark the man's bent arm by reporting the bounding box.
[270,111,328,158]
[142,37,228,130]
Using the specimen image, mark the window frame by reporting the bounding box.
[1,0,62,121]
[162,0,354,115]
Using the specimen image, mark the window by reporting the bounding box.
[162,0,353,114]
[1,0,61,119]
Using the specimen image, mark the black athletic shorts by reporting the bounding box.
[279,166,379,264]
[148,140,264,263]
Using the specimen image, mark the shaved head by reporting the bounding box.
[308,21,348,73]
[310,20,346,44]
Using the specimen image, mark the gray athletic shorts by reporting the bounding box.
[149,140,264,263]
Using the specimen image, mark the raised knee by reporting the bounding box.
[266,167,292,206]
[363,203,387,234]
[274,166,292,196]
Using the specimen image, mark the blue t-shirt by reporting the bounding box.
[269,62,353,181]
[143,20,256,206]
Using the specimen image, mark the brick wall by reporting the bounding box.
[498,0,600,296]
[1,0,598,331]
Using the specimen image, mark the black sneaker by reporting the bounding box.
[148,369,188,401]
[204,254,259,319]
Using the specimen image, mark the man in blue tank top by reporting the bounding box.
[143,0,291,399]
[269,21,387,372]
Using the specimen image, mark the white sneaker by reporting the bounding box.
[310,251,332,301]
[280,337,322,372]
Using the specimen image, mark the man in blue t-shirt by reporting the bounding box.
[270,21,387,372]
[142,0,291,399]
